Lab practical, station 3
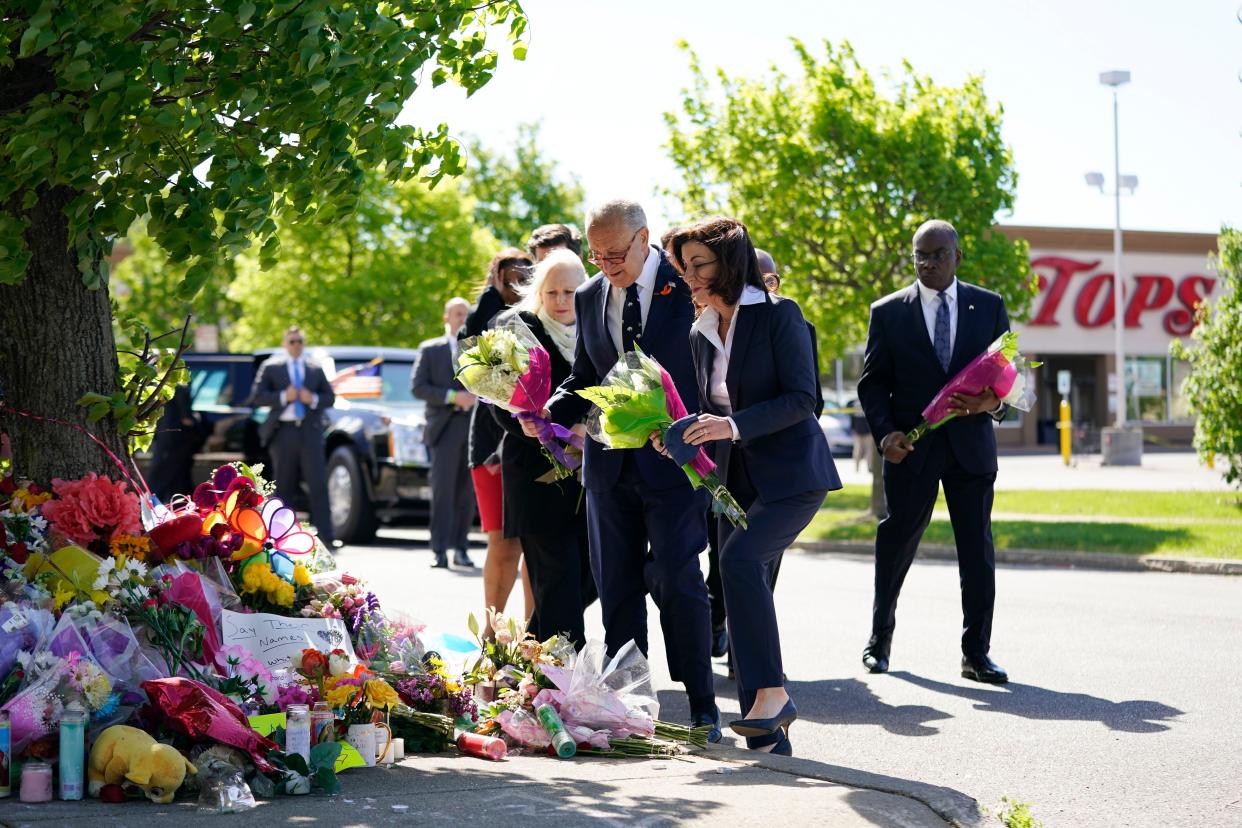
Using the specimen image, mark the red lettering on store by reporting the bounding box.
[1073,273,1116,327]
[1124,275,1174,327]
[1028,256,1098,326]
[1027,254,1215,332]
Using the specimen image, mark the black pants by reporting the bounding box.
[719,451,825,717]
[271,422,333,544]
[427,414,474,555]
[586,452,713,703]
[523,531,596,649]
[872,434,997,657]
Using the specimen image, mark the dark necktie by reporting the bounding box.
[622,283,642,352]
[933,291,951,371]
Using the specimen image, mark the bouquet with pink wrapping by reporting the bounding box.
[539,640,657,740]
[907,332,1040,443]
[577,349,748,528]
[455,315,584,481]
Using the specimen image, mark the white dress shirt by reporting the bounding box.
[445,328,461,404]
[917,277,958,358]
[692,285,768,441]
[608,245,661,355]
[279,355,319,421]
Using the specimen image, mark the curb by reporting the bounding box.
[708,743,988,827]
[791,538,1242,576]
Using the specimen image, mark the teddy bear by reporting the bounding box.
[88,725,198,804]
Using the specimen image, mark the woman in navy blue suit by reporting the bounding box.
[664,217,842,755]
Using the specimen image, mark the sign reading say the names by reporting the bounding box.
[221,609,359,672]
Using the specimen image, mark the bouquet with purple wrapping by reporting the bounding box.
[577,350,748,528]
[455,315,583,481]
[907,332,1041,443]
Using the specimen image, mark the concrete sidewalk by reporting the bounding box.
[0,746,983,827]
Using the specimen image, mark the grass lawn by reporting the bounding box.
[808,486,1242,559]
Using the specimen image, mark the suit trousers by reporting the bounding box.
[428,413,474,555]
[872,432,997,657]
[586,452,714,703]
[719,451,825,717]
[523,531,597,649]
[271,421,334,544]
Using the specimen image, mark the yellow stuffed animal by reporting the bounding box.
[88,725,197,803]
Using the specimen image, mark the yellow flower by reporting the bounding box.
[109,534,150,561]
[293,564,311,587]
[363,679,400,711]
[52,584,76,612]
[325,682,357,708]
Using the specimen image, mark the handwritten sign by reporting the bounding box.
[221,610,358,673]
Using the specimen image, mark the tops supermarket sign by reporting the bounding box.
[1016,252,1217,355]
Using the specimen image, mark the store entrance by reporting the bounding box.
[1035,355,1103,444]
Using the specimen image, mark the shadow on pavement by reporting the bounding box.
[889,671,1183,733]
[659,676,954,737]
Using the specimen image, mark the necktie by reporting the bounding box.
[622,283,642,352]
[291,359,306,419]
[933,291,952,371]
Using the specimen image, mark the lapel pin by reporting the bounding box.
[968,304,975,310]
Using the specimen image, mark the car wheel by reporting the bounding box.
[326,446,378,544]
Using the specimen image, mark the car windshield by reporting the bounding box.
[332,360,417,405]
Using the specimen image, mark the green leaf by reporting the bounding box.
[238,1,256,25]
[467,613,480,637]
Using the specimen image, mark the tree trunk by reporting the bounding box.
[0,184,128,486]
[869,443,887,519]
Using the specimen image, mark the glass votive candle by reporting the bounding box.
[19,762,53,803]
[392,737,405,761]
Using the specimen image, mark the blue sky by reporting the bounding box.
[401,0,1241,236]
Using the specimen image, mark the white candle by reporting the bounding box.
[379,740,397,765]
[392,738,405,761]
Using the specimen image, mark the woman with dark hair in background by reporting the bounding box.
[665,216,841,756]
[492,249,596,647]
[462,248,536,634]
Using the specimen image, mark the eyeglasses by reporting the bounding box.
[681,257,718,282]
[286,338,304,345]
[912,249,953,264]
[587,228,642,267]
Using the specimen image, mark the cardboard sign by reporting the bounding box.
[248,713,366,772]
[221,609,358,673]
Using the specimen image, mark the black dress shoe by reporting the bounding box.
[711,626,729,659]
[691,706,723,744]
[862,635,891,674]
[430,553,449,569]
[729,698,797,738]
[961,654,1008,684]
[452,550,475,568]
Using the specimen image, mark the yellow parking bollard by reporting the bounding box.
[1059,398,1072,466]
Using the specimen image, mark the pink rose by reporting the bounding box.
[41,473,141,547]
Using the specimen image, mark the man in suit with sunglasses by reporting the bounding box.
[250,325,337,548]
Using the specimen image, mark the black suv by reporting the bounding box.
[160,346,431,543]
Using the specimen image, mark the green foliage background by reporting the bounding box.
[1173,227,1242,488]
[663,39,1035,358]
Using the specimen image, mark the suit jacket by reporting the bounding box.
[692,294,841,503]
[461,286,508,467]
[856,280,1010,476]
[249,355,335,446]
[807,320,825,418]
[493,311,585,537]
[548,249,700,493]
[411,335,466,447]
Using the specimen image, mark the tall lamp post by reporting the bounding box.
[1086,69,1142,465]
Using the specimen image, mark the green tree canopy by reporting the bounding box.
[0,0,527,482]
[1173,228,1242,489]
[462,121,585,248]
[112,221,240,348]
[663,40,1034,358]
[225,172,497,351]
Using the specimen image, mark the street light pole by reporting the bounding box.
[1096,69,1140,464]
[1109,81,1125,427]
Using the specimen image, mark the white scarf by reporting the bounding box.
[537,308,577,363]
